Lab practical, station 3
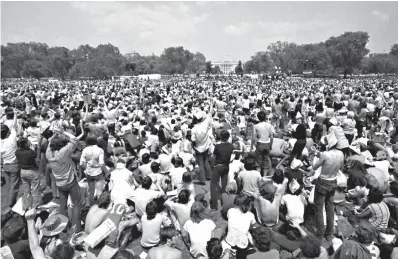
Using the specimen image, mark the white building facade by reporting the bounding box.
[212,61,242,74]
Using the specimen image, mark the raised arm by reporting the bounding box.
[25,209,46,259]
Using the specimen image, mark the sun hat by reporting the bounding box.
[41,214,69,237]
[348,145,361,155]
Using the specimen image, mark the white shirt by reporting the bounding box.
[238,170,262,196]
[281,194,305,224]
[225,208,256,249]
[183,219,216,258]
[0,129,17,164]
[191,114,213,153]
[141,212,171,247]
[130,188,163,217]
[80,145,105,177]
[169,167,186,188]
[110,164,135,205]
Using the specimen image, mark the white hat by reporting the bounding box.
[194,111,206,121]
[329,117,338,126]
[296,112,302,119]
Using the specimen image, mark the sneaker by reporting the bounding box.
[194,181,206,186]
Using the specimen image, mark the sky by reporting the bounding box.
[1,1,398,62]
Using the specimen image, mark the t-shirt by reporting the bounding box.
[0,130,17,164]
[130,188,163,217]
[105,203,127,247]
[213,142,233,165]
[169,167,186,188]
[141,213,171,247]
[110,166,135,205]
[16,149,38,170]
[183,219,216,258]
[281,194,305,224]
[165,200,193,230]
[238,170,262,195]
[221,193,236,217]
[225,208,256,248]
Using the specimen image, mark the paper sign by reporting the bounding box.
[83,94,92,105]
[0,246,15,259]
[12,197,25,216]
[84,218,117,248]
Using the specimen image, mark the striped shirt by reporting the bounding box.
[367,202,390,231]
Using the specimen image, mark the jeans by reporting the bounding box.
[58,179,82,232]
[3,163,21,208]
[313,178,337,237]
[195,149,212,182]
[210,165,229,209]
[255,142,272,176]
[312,124,323,144]
[86,173,104,206]
[356,120,365,138]
[274,116,281,132]
[20,169,41,206]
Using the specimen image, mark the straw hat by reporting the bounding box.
[41,214,69,237]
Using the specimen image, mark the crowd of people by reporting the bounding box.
[1,75,398,259]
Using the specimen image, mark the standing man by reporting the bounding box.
[307,134,344,241]
[191,97,214,185]
[1,109,20,211]
[253,110,275,176]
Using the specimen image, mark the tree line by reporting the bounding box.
[1,31,398,80]
[244,31,398,76]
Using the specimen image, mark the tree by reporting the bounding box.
[325,31,370,77]
[212,65,222,74]
[205,61,212,74]
[244,51,272,73]
[48,47,74,80]
[235,61,243,76]
[390,43,398,56]
[21,60,49,80]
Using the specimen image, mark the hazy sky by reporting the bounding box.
[1,1,397,61]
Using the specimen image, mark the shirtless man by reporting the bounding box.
[147,227,182,259]
[253,110,275,176]
[253,179,287,227]
[84,191,111,234]
[307,134,344,241]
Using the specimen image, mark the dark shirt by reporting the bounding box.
[213,142,233,165]
[15,149,38,170]
[6,240,32,259]
[221,193,236,216]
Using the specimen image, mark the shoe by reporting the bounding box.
[206,178,211,181]
[195,181,206,186]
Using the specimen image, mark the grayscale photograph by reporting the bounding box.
[1,1,398,259]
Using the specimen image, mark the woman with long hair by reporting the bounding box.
[182,201,216,259]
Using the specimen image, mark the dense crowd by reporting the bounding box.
[1,76,398,259]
